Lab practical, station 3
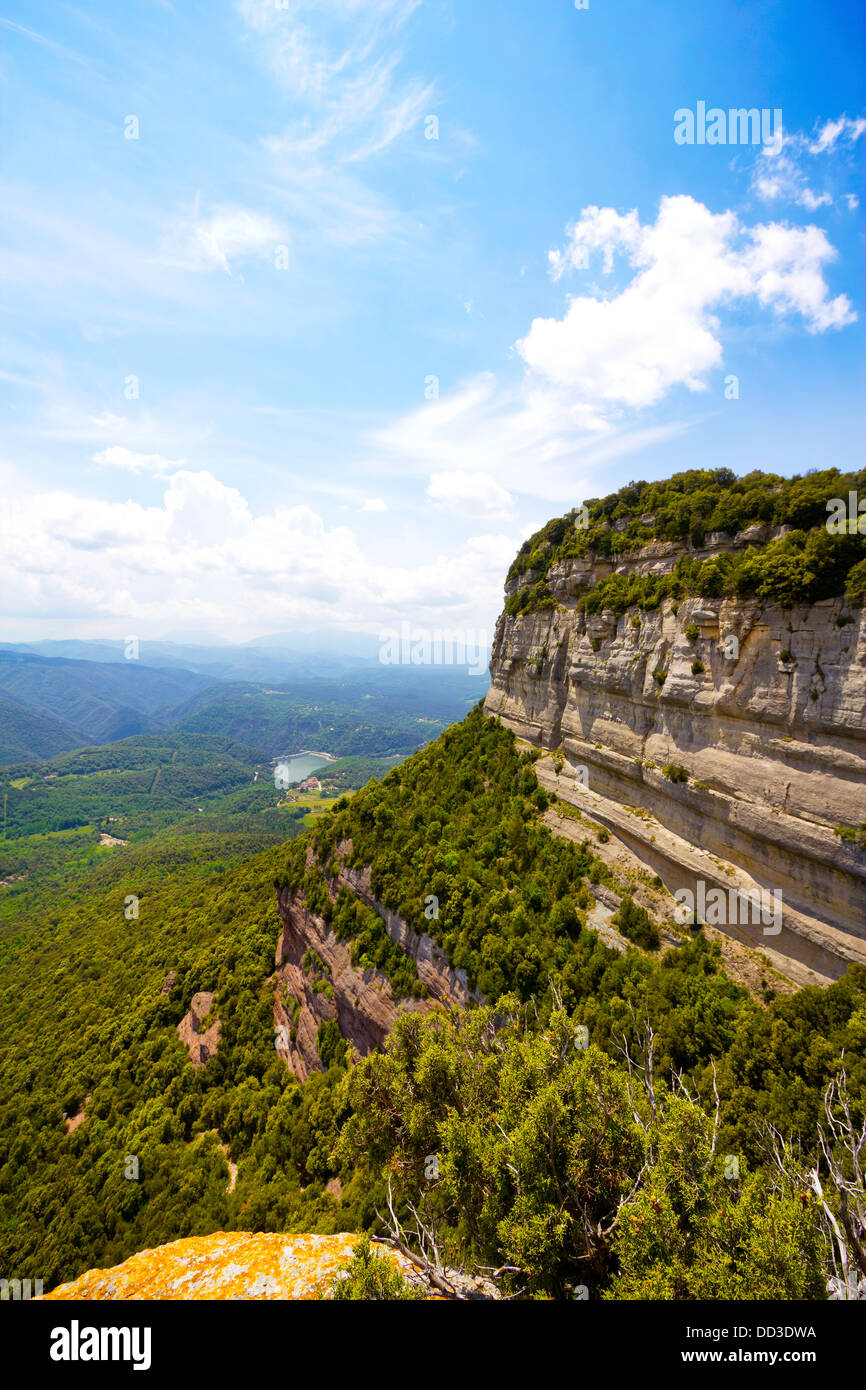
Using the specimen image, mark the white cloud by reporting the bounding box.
[520,195,854,410]
[427,470,516,520]
[92,446,187,475]
[740,221,855,333]
[751,115,865,210]
[374,192,854,505]
[808,115,866,154]
[361,497,388,512]
[549,207,641,279]
[0,469,515,636]
[161,204,285,275]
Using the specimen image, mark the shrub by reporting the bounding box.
[663,765,689,784]
[685,623,700,642]
[612,895,661,950]
[328,1235,423,1300]
[691,660,704,675]
[845,559,866,604]
[834,823,866,848]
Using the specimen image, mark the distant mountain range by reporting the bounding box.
[0,650,210,755]
[0,641,490,765]
[0,632,388,685]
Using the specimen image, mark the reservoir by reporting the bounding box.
[273,752,332,786]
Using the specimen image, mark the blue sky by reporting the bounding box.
[0,0,863,645]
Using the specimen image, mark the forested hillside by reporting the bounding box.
[1,706,862,1298]
[0,650,210,747]
[0,693,85,765]
[172,668,485,758]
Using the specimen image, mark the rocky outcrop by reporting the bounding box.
[177,991,220,1067]
[486,543,866,984]
[40,1232,423,1300]
[274,843,482,1081]
[63,1094,90,1135]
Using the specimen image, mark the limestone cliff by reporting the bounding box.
[485,538,866,985]
[273,840,482,1080]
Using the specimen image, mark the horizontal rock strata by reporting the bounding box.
[487,546,866,983]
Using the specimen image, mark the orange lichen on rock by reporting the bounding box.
[41,1231,420,1301]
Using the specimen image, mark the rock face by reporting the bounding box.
[40,1232,420,1300]
[274,842,482,1081]
[176,991,220,1067]
[486,544,866,984]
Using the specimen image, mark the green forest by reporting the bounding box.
[1,704,863,1298]
[505,466,866,616]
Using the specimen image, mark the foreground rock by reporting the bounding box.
[41,1232,419,1300]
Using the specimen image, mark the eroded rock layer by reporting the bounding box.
[274,842,481,1080]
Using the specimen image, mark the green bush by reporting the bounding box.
[834,823,866,848]
[328,1235,423,1300]
[613,895,661,950]
[662,765,689,783]
[845,558,866,604]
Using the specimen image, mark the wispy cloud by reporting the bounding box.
[0,17,93,69]
[751,114,865,210]
[427,470,516,521]
[237,0,436,244]
[92,446,187,475]
[159,202,286,275]
[808,114,866,154]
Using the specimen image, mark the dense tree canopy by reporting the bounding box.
[505,467,866,615]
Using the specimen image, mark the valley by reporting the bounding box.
[0,468,864,1305]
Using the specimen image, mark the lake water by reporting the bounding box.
[273,753,330,786]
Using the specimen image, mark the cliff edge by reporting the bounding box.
[485,531,866,984]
